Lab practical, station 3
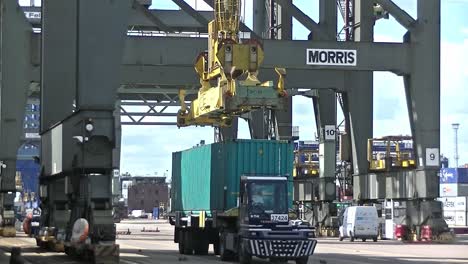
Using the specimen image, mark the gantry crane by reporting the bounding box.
[177,0,287,127]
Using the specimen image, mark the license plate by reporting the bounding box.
[271,214,288,222]
[31,222,39,227]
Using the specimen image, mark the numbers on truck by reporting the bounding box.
[271,214,288,222]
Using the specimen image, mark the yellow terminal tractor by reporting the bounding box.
[177,0,287,127]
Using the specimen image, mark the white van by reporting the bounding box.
[339,206,378,242]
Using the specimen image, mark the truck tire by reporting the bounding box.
[373,237,378,242]
[194,237,209,255]
[219,232,233,261]
[295,257,309,264]
[362,238,366,242]
[213,239,220,255]
[238,240,252,264]
[178,230,185,254]
[183,230,193,255]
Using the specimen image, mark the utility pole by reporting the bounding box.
[452,123,460,168]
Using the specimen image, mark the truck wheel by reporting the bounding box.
[238,240,252,264]
[339,235,344,241]
[194,237,209,255]
[350,236,355,242]
[296,256,309,264]
[373,237,378,242]
[213,239,220,255]
[362,238,366,242]
[178,230,185,254]
[219,232,232,261]
[183,230,193,255]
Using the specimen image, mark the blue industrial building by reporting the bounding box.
[17,99,40,196]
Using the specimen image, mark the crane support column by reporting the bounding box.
[310,0,338,236]
[400,0,445,240]
[313,89,338,235]
[403,0,440,194]
[248,0,269,140]
[0,0,32,237]
[273,0,293,140]
[39,0,130,261]
[348,0,376,201]
[248,0,292,140]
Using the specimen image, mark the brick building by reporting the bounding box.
[127,177,169,214]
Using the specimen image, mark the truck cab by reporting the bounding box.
[239,176,289,226]
[225,175,317,264]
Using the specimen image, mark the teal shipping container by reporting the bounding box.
[171,140,294,213]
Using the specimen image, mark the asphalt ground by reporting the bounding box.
[0,220,466,264]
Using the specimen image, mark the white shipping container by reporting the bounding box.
[443,211,456,226]
[455,211,467,226]
[440,184,458,197]
[437,197,467,211]
[456,197,468,211]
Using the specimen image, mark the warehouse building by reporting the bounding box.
[126,176,169,217]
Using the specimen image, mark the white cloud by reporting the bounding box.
[439,39,468,164]
[120,125,214,176]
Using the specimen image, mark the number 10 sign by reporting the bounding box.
[324,125,336,141]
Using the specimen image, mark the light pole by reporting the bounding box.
[452,123,460,168]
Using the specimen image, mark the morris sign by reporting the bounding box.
[306,49,357,66]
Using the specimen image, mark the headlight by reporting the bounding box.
[250,231,259,237]
[306,231,315,238]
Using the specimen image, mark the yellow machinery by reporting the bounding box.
[177,0,287,127]
[367,136,416,171]
[293,150,319,177]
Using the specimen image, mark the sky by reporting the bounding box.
[18,0,468,175]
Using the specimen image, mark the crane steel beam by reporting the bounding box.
[132,1,174,32]
[29,36,410,91]
[121,122,177,126]
[313,0,338,205]
[275,0,332,40]
[22,6,213,33]
[111,37,414,73]
[349,0,376,200]
[201,0,260,40]
[171,0,209,28]
[403,0,440,187]
[374,0,416,30]
[273,0,293,141]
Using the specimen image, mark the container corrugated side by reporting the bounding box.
[181,145,212,211]
[171,152,182,212]
[215,140,294,210]
[171,144,213,212]
[172,140,294,213]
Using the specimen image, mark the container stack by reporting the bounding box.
[438,168,468,227]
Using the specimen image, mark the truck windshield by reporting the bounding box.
[248,181,288,214]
